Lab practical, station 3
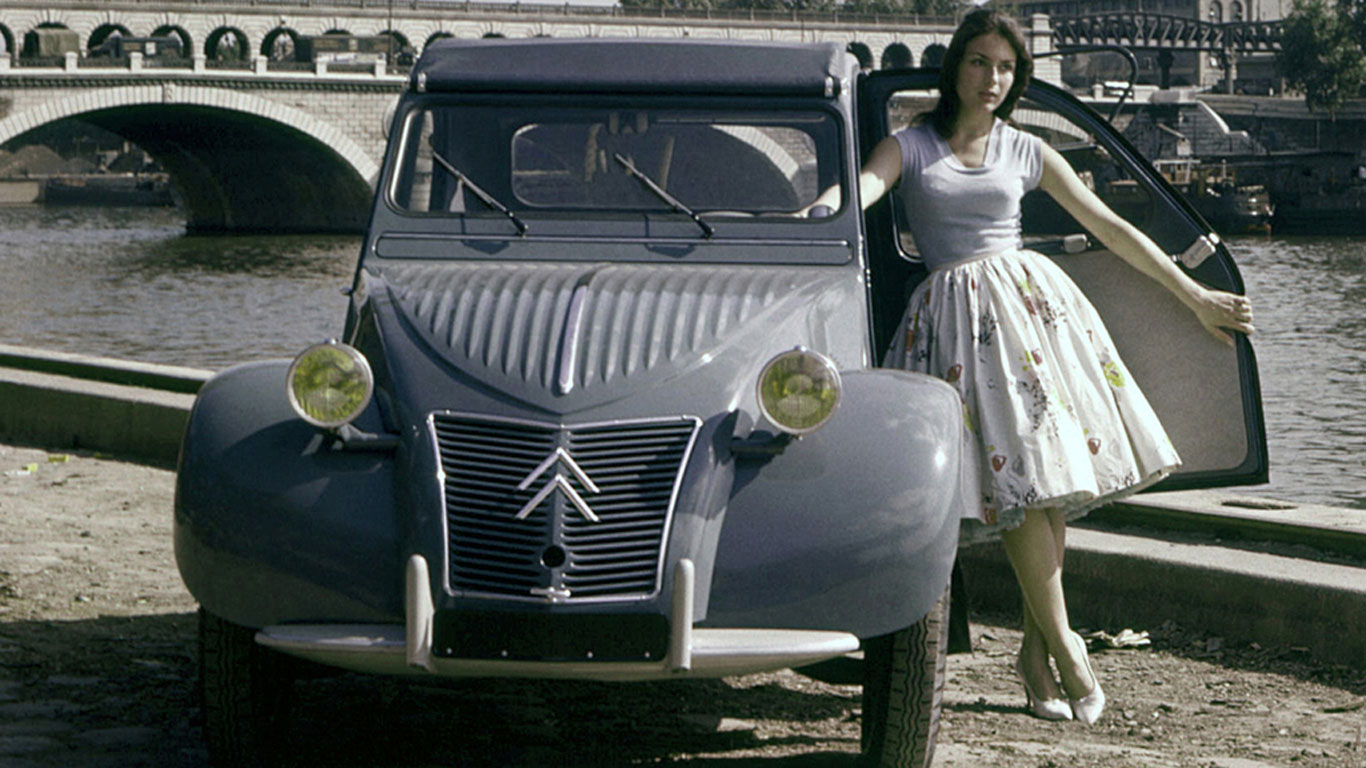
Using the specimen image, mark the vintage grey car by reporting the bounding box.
[175,38,1266,767]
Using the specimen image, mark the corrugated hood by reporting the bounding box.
[366,260,861,413]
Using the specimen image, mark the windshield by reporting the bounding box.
[389,102,841,219]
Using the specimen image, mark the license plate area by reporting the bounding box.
[431,610,669,662]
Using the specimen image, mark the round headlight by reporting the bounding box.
[756,348,842,435]
[286,341,374,429]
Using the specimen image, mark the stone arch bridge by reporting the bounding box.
[0,0,1060,232]
[0,65,401,233]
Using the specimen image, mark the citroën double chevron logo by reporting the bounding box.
[514,447,602,522]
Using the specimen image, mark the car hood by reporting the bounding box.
[362,260,864,416]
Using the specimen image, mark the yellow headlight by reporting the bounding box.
[756,348,841,435]
[286,341,374,429]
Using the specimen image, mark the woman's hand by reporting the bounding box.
[1191,288,1255,347]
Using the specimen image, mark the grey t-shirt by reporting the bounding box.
[893,118,1043,270]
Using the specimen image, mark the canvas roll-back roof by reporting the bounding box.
[409,38,847,97]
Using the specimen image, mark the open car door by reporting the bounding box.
[858,71,1267,491]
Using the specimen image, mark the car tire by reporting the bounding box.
[860,584,950,768]
[199,608,293,768]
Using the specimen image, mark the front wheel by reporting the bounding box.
[860,585,950,768]
[199,609,294,768]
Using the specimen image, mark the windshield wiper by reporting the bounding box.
[427,140,527,236]
[612,152,713,239]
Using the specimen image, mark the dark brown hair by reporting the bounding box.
[925,9,1033,138]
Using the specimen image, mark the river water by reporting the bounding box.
[1,205,1362,509]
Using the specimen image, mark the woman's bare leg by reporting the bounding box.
[1002,507,1095,698]
[1018,508,1068,699]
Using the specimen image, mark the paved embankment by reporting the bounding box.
[1,443,1362,767]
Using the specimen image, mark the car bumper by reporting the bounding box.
[256,555,859,682]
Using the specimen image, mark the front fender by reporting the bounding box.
[174,361,401,629]
[705,369,964,639]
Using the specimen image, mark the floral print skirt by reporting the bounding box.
[886,248,1182,545]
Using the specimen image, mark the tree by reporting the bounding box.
[618,0,716,10]
[1277,0,1366,114]
[715,0,837,12]
[839,0,958,16]
[1339,0,1366,47]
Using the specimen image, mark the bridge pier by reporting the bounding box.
[1158,49,1174,90]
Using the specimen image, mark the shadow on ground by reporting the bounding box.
[0,612,865,767]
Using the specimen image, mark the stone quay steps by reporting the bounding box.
[958,491,1366,668]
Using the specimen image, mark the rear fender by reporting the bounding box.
[174,361,401,628]
[705,369,963,639]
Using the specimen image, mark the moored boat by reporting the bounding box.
[1155,159,1274,235]
[42,175,174,207]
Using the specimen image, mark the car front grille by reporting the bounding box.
[430,413,699,602]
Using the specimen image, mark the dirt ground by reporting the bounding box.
[1,443,1362,768]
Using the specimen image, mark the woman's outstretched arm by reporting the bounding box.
[1036,143,1255,347]
[806,135,905,214]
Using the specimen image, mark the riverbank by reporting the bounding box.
[1,443,1362,767]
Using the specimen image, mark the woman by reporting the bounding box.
[829,10,1255,724]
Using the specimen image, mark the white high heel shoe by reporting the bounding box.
[1015,655,1073,721]
[1066,631,1106,725]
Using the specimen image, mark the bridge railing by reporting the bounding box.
[29,0,958,29]
[1053,12,1281,53]
[4,52,411,77]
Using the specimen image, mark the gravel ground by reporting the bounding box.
[1,444,1362,767]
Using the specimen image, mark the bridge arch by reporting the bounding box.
[922,42,946,67]
[205,26,249,61]
[1013,107,1089,145]
[425,31,454,48]
[0,85,377,233]
[881,41,912,69]
[381,29,410,51]
[20,22,74,60]
[88,24,131,53]
[152,25,193,57]
[846,41,873,71]
[262,27,300,60]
